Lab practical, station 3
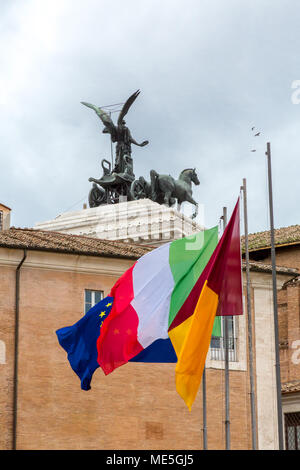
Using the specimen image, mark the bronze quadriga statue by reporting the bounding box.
[82,90,148,205]
[82,90,199,218]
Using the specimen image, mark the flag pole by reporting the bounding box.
[265,142,284,450]
[202,365,208,449]
[182,217,207,449]
[241,178,257,449]
[221,207,230,450]
[201,211,207,449]
[109,111,114,169]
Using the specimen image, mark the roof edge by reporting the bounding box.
[0,243,141,261]
[247,240,300,253]
[0,203,12,211]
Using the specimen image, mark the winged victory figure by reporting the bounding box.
[81,90,149,174]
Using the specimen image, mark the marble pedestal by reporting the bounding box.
[34,199,204,246]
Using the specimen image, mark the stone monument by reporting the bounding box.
[35,90,203,244]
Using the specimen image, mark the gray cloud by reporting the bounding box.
[1,0,299,234]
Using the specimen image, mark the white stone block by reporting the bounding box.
[34,199,204,245]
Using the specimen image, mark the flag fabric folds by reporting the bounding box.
[56,198,242,409]
[173,198,242,409]
[97,225,219,377]
[56,297,113,390]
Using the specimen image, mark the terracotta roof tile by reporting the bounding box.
[282,275,300,290]
[0,228,298,277]
[244,261,298,276]
[241,225,300,252]
[0,228,152,259]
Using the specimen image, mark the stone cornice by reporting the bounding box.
[0,247,134,276]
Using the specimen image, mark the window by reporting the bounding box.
[210,316,237,362]
[285,412,300,450]
[84,289,104,314]
[0,211,2,231]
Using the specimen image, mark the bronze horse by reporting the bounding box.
[150,168,200,219]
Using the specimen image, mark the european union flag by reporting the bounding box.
[56,296,113,390]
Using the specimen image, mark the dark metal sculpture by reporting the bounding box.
[82,91,200,218]
[129,168,200,218]
[82,90,148,176]
[130,176,152,201]
[88,158,133,205]
[145,168,200,219]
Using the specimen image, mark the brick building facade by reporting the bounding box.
[0,226,297,450]
[246,225,300,449]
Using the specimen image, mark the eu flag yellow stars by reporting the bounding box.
[56,295,115,391]
[98,301,113,329]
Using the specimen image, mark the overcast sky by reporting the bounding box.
[1,0,299,234]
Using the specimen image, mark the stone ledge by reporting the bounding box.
[34,199,204,245]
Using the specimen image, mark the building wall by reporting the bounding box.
[253,243,300,449]
[278,281,300,384]
[252,245,300,384]
[279,280,300,450]
[253,280,278,449]
[250,245,300,384]
[0,262,17,450]
[262,245,300,271]
[0,247,291,450]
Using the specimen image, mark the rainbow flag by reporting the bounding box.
[56,199,242,409]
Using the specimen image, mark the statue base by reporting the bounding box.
[34,199,204,246]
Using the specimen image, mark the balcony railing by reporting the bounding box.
[209,335,238,362]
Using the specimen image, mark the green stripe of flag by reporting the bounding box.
[212,315,221,337]
[168,227,219,328]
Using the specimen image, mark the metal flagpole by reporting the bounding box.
[241,178,257,449]
[109,111,114,169]
[202,366,208,449]
[181,214,207,449]
[221,207,230,450]
[265,142,284,450]
[202,211,207,449]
